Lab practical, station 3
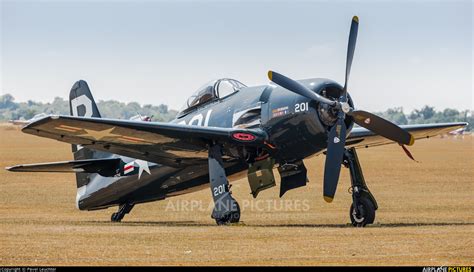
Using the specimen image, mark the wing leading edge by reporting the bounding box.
[346,122,468,148]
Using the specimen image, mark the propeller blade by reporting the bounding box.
[342,16,359,97]
[349,110,415,146]
[268,71,336,106]
[400,144,419,162]
[323,117,347,202]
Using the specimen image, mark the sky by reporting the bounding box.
[1,0,472,112]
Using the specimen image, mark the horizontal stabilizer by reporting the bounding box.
[6,158,121,177]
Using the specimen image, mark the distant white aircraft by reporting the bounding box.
[9,113,49,126]
[129,114,153,122]
[448,127,468,135]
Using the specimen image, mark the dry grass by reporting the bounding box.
[0,124,472,266]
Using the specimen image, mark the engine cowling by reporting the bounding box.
[260,78,354,163]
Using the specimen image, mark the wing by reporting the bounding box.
[6,158,121,176]
[21,115,267,167]
[346,122,468,148]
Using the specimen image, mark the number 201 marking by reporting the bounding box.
[295,102,309,113]
[213,184,225,196]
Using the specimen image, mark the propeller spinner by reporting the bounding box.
[268,16,415,202]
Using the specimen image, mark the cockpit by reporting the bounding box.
[178,78,246,116]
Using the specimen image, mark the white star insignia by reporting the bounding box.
[79,127,120,140]
[135,159,151,179]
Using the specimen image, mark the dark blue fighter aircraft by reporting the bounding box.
[7,17,467,226]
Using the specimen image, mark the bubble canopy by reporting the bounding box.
[178,78,247,115]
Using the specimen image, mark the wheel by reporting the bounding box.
[111,212,122,222]
[228,201,240,223]
[215,202,240,225]
[349,197,375,227]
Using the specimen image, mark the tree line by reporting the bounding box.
[0,93,472,130]
[373,106,472,131]
[0,94,178,122]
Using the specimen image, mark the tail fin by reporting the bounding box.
[69,80,111,188]
[69,80,101,118]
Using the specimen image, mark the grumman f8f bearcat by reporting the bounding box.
[7,16,467,226]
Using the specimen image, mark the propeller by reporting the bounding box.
[267,16,415,202]
[268,71,336,106]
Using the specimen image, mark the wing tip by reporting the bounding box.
[5,166,17,172]
[21,115,53,131]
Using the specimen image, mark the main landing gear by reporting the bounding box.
[208,144,240,225]
[343,147,378,227]
[111,203,134,222]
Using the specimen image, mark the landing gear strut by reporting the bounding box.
[343,147,377,227]
[208,144,240,225]
[111,203,134,222]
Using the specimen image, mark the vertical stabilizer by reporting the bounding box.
[69,80,110,189]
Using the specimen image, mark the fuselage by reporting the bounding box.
[78,78,353,210]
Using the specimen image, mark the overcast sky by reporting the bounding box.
[1,0,472,112]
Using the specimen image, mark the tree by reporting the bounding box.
[157,104,168,114]
[382,107,408,125]
[0,94,17,109]
[409,109,421,121]
[420,105,435,120]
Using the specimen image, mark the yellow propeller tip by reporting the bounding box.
[267,70,273,80]
[353,16,359,23]
[408,135,415,146]
[324,196,334,203]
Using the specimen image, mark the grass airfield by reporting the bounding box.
[0,124,472,266]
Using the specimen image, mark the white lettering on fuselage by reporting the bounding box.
[189,114,203,126]
[179,109,213,126]
[294,102,309,113]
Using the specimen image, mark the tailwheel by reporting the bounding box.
[349,197,375,227]
[111,212,122,222]
[110,203,134,222]
[215,201,240,225]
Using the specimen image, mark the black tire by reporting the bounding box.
[350,197,375,227]
[111,212,122,222]
[215,202,240,225]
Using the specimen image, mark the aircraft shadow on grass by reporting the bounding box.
[86,221,474,229]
